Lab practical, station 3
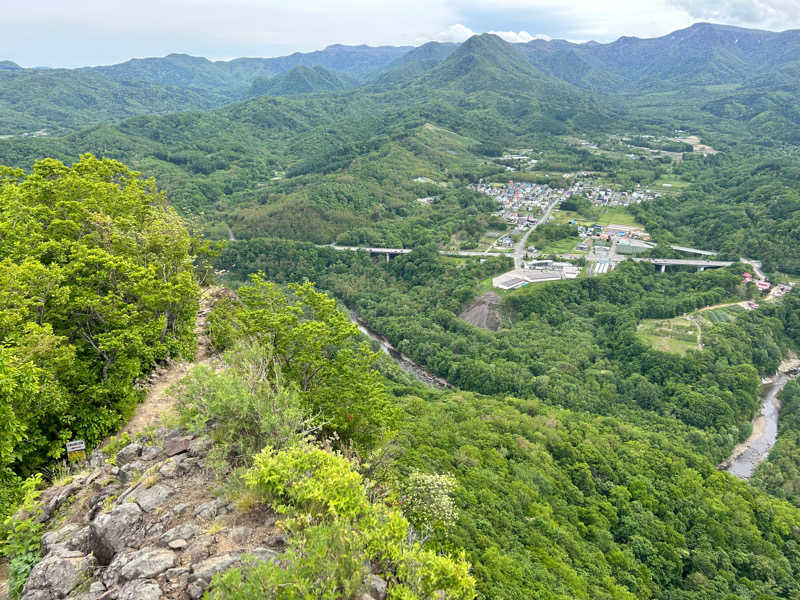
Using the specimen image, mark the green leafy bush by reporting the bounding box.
[206,275,395,448]
[205,444,475,600]
[177,342,313,466]
[1,475,44,600]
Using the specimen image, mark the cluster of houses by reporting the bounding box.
[571,173,660,206]
[473,177,660,229]
[471,181,552,219]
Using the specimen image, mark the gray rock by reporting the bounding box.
[89,449,107,468]
[88,581,106,594]
[229,526,253,545]
[145,521,165,539]
[166,566,190,581]
[193,498,225,521]
[117,547,176,581]
[20,590,54,600]
[177,457,201,474]
[90,502,143,564]
[168,538,188,550]
[164,437,192,457]
[140,445,163,461]
[190,552,243,582]
[158,460,180,478]
[171,503,191,516]
[22,552,95,598]
[117,579,161,600]
[368,575,388,600]
[118,460,145,485]
[40,531,59,553]
[45,482,81,516]
[116,443,142,465]
[47,543,84,559]
[133,483,174,513]
[187,579,207,600]
[160,523,200,544]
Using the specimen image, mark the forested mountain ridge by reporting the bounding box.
[4,23,800,137]
[248,65,358,96]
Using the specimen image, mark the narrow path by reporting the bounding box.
[122,287,219,436]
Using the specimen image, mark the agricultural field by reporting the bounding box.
[552,206,642,228]
[699,304,746,324]
[637,316,701,355]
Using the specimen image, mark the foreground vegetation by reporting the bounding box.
[0,156,199,516]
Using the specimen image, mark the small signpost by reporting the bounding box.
[66,439,86,462]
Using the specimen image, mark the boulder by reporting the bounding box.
[134,483,174,512]
[140,445,164,461]
[116,443,142,465]
[368,575,388,600]
[90,503,143,564]
[193,498,226,521]
[117,579,162,600]
[190,552,243,582]
[160,523,200,544]
[164,437,192,457]
[117,547,176,581]
[168,538,188,550]
[21,552,95,598]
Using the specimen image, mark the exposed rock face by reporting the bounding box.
[90,503,143,564]
[22,550,95,598]
[14,429,282,600]
[13,428,392,600]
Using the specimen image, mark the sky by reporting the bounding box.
[4,0,800,68]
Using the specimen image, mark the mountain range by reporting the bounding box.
[2,23,799,137]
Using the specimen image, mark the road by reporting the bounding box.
[512,198,559,268]
[741,257,765,280]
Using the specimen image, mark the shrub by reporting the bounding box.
[1,475,44,600]
[205,444,476,600]
[177,342,314,467]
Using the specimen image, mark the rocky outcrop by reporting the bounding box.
[16,429,285,600]
[14,428,390,600]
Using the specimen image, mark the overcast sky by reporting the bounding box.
[5,0,800,68]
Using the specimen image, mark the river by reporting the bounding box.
[723,364,800,479]
[349,313,451,389]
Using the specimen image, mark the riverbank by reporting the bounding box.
[719,355,800,478]
[350,313,452,390]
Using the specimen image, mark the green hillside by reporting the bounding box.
[248,65,357,96]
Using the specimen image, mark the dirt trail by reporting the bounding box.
[122,287,220,436]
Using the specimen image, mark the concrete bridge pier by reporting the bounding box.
[660,264,666,273]
[697,266,705,272]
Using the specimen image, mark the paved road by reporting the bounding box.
[512,198,559,268]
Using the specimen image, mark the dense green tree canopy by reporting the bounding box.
[0,155,198,514]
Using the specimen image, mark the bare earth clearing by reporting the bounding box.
[459,292,504,331]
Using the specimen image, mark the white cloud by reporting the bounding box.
[426,24,477,43]
[665,0,800,29]
[422,24,551,44]
[488,30,548,43]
